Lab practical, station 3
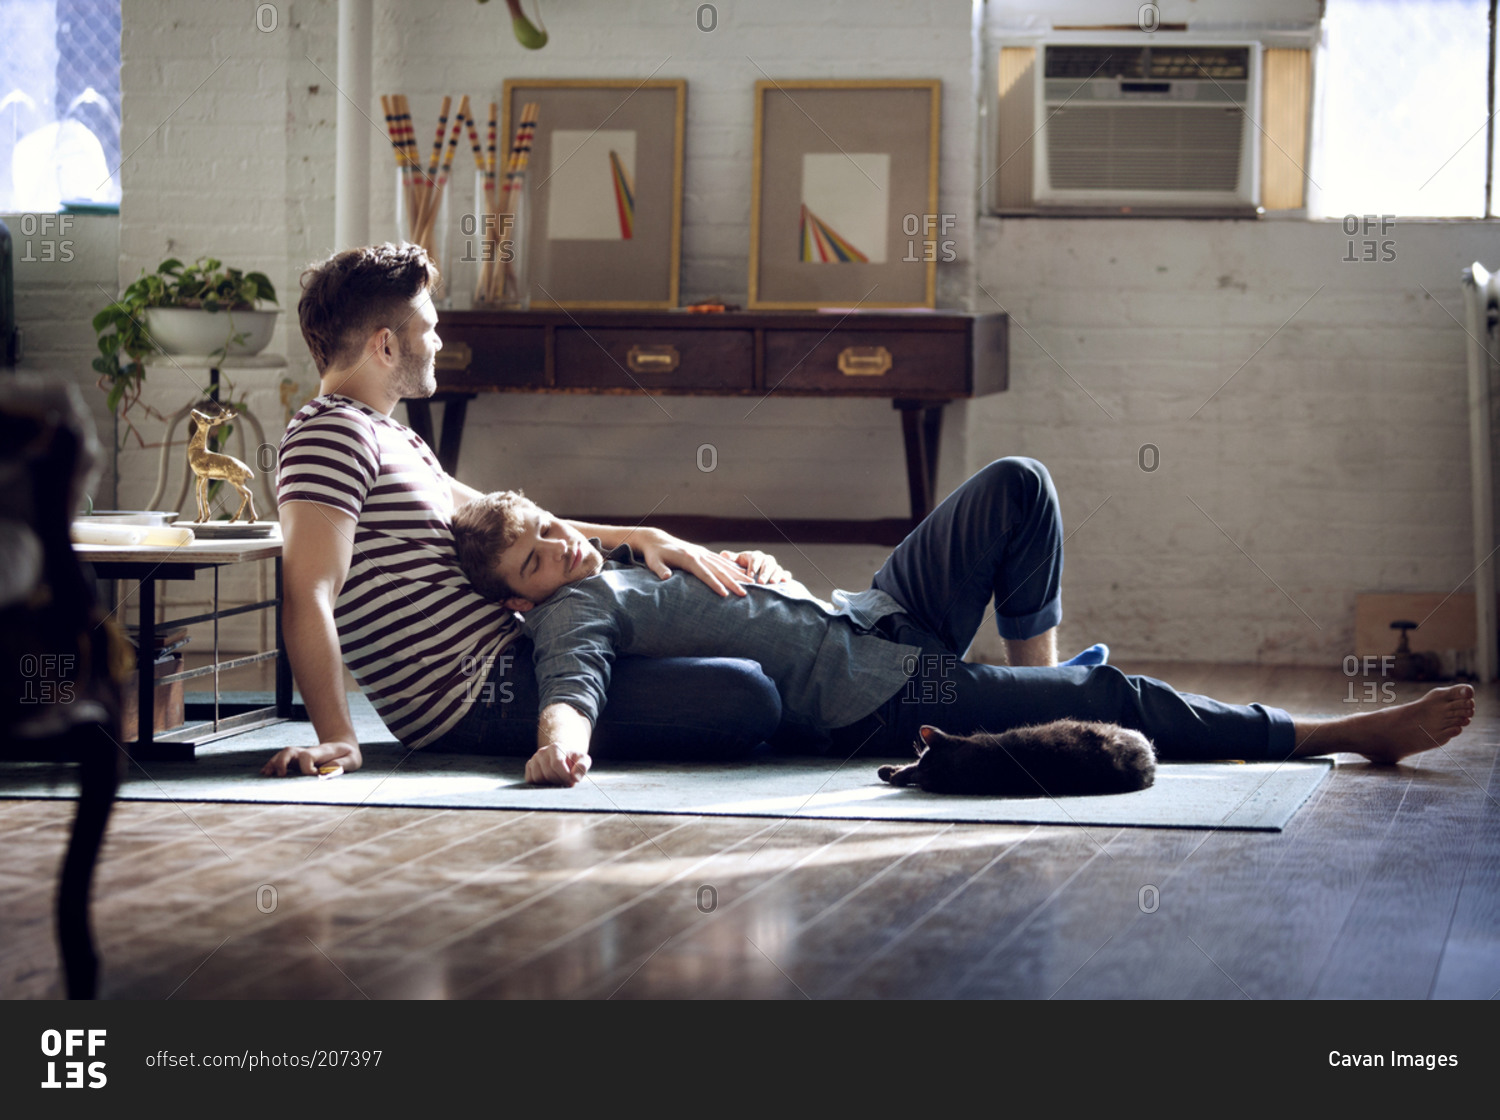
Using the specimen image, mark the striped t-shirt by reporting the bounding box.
[276,394,520,747]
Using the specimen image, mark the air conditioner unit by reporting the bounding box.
[1025,40,1262,213]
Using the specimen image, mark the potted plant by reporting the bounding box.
[91,256,278,426]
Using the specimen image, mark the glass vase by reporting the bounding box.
[473,169,530,310]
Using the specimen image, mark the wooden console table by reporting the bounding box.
[416,309,1008,544]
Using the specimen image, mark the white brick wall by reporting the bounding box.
[965,217,1500,667]
[11,0,1494,670]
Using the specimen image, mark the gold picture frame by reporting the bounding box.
[501,78,685,309]
[749,79,941,310]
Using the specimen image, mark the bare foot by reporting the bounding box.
[1295,684,1476,764]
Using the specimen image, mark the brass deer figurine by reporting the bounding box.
[188,406,258,523]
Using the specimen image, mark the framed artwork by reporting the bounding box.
[501,78,685,309]
[749,79,941,310]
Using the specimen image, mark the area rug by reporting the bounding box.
[0,693,1333,831]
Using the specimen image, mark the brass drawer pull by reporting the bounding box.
[837,345,892,377]
[434,340,472,372]
[626,343,680,373]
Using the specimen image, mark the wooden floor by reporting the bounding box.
[3,661,1496,1000]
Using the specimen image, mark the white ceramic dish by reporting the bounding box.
[179,521,277,539]
[80,510,180,526]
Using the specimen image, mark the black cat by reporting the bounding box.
[877,720,1155,797]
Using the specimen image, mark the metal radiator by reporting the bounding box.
[1463,262,1500,682]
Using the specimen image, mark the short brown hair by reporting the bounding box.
[298,244,439,373]
[452,490,533,603]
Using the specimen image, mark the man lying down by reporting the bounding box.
[449,459,1475,788]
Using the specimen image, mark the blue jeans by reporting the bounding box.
[847,457,1296,761]
[426,640,782,760]
[872,456,1065,649]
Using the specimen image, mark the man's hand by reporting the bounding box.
[569,522,790,597]
[261,740,363,777]
[530,702,593,785]
[639,536,795,593]
[622,527,757,597]
[525,744,592,786]
[720,549,793,584]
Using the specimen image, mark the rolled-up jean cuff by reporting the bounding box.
[996,599,1062,641]
[1263,706,1298,760]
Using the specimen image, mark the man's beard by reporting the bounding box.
[391,346,436,399]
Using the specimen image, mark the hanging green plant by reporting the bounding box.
[477,0,549,49]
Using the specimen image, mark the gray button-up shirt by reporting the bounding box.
[518,544,920,733]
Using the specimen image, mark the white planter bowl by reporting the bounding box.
[145,307,279,357]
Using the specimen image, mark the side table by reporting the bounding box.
[76,535,293,760]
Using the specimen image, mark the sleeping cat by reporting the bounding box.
[877,720,1155,797]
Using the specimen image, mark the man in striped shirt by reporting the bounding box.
[262,245,785,777]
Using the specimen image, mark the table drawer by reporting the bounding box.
[764,329,970,395]
[434,325,546,390]
[556,328,754,391]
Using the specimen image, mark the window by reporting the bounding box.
[1312,0,1493,218]
[0,0,122,213]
